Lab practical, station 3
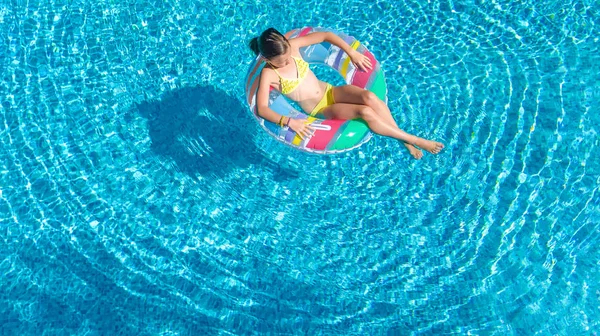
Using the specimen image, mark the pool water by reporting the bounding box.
[1,0,599,334]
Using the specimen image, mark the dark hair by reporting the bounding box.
[249,28,290,59]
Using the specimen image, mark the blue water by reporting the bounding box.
[1,0,599,334]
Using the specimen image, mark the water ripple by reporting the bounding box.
[1,0,599,334]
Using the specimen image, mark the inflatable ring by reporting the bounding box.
[244,27,387,154]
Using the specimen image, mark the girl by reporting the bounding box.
[249,28,444,159]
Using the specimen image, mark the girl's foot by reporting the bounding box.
[416,139,445,154]
[404,143,423,159]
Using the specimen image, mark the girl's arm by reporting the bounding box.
[255,71,284,124]
[255,70,315,139]
[291,32,345,50]
[324,32,355,57]
[291,32,372,71]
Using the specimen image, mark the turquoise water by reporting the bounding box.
[1,0,599,334]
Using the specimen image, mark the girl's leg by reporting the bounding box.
[328,85,444,156]
[321,102,442,155]
[332,85,399,127]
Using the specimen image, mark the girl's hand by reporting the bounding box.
[349,51,373,72]
[288,118,316,140]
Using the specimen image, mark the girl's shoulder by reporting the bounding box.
[286,43,303,58]
[288,37,303,50]
[259,65,278,84]
[261,64,276,75]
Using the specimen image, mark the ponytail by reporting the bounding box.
[249,37,260,55]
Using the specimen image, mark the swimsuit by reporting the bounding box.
[272,56,309,94]
[271,56,336,116]
[309,84,335,116]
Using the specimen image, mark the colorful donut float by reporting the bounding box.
[244,27,387,154]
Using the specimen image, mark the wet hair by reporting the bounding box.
[249,28,290,59]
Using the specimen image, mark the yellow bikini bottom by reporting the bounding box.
[309,84,336,116]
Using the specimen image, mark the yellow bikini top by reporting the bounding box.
[271,57,309,94]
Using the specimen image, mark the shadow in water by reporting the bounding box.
[135,84,299,180]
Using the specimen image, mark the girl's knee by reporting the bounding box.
[358,106,377,120]
[361,91,378,106]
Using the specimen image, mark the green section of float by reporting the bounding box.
[330,120,370,150]
[369,71,387,102]
[329,69,385,151]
